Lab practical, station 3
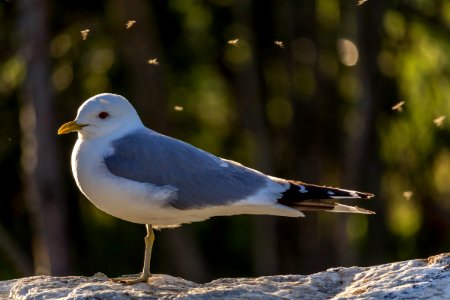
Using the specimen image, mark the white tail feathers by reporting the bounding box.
[329,203,375,214]
[289,201,375,214]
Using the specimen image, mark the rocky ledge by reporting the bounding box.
[1,253,450,299]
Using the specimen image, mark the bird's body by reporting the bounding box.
[73,127,303,226]
[59,93,374,284]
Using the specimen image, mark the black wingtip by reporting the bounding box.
[277,181,375,215]
[279,181,375,204]
[356,192,375,199]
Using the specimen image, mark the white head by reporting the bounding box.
[58,93,143,140]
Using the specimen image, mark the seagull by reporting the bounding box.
[58,93,374,284]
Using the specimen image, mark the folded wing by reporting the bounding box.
[104,129,271,210]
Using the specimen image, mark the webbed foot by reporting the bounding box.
[111,273,150,285]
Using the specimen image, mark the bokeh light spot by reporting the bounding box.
[337,38,359,67]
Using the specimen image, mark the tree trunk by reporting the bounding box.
[0,223,33,276]
[228,0,279,276]
[342,1,389,264]
[17,0,71,275]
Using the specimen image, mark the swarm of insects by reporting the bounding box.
[227,39,239,46]
[126,20,136,29]
[147,58,159,65]
[391,101,405,112]
[80,29,90,40]
[274,41,285,49]
[433,115,446,127]
[357,0,368,6]
[403,191,413,201]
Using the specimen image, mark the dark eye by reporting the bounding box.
[98,112,109,119]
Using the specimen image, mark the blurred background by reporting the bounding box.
[1,0,450,283]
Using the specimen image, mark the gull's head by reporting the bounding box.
[58,93,143,140]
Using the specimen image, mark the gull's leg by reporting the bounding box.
[140,224,154,280]
[112,224,155,284]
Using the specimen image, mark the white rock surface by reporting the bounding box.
[2,253,450,299]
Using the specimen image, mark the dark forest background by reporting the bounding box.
[1,0,450,283]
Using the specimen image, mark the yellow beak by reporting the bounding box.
[57,120,88,135]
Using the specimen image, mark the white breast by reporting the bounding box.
[71,136,178,224]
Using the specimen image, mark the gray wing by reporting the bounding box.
[104,129,268,209]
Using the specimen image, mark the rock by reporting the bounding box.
[2,253,450,299]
